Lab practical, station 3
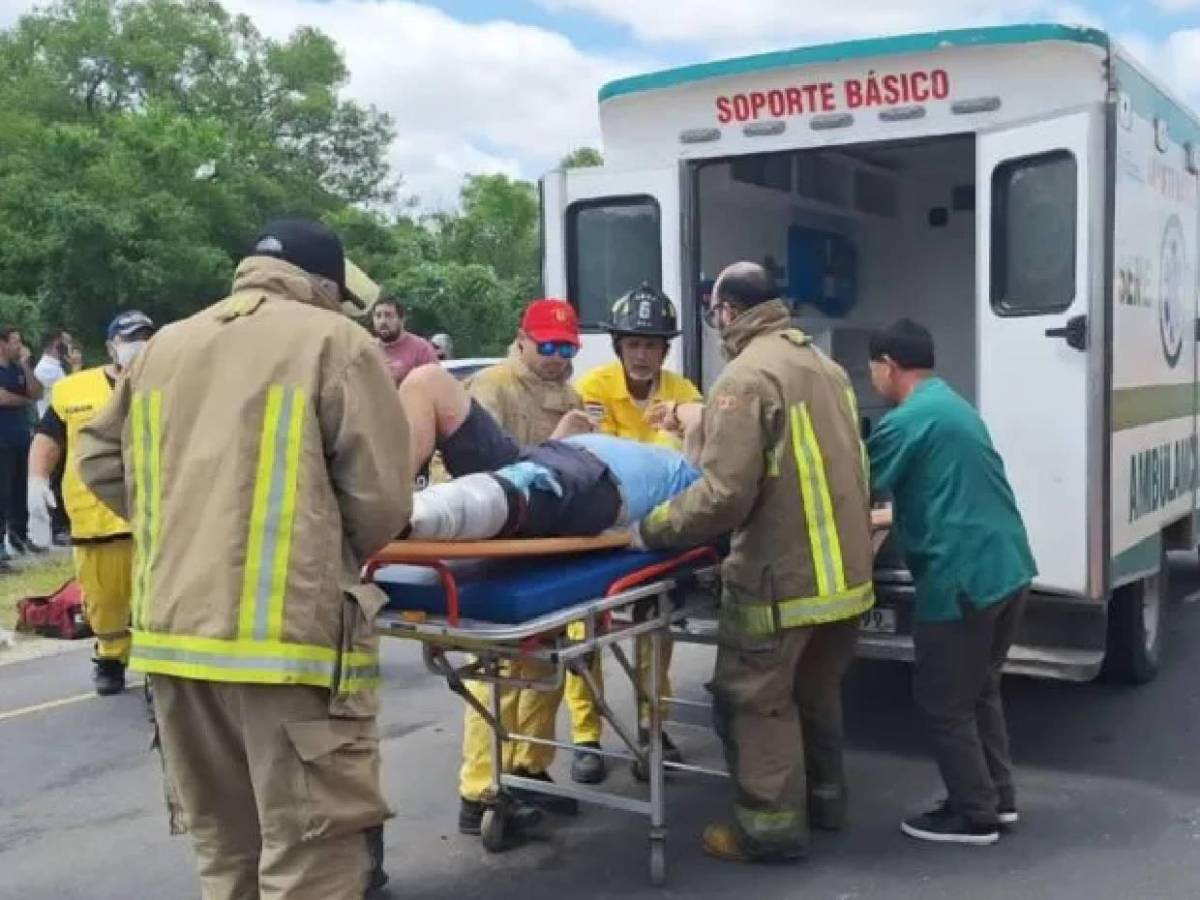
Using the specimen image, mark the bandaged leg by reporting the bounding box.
[407,473,514,540]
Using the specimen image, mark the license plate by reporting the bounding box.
[860,607,897,634]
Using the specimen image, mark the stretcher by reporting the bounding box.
[368,535,724,887]
[369,511,891,887]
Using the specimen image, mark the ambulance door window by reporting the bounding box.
[990,150,1077,315]
[567,196,661,327]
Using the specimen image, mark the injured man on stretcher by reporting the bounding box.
[398,364,701,541]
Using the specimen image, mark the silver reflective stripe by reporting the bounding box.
[253,388,298,641]
[134,645,335,678]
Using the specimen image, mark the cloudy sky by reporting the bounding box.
[2,0,1198,207]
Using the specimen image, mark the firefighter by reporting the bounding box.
[567,284,702,784]
[456,298,586,836]
[77,220,412,899]
[27,311,155,696]
[634,261,875,863]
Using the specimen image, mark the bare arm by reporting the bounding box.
[321,344,414,562]
[0,388,30,407]
[29,433,62,479]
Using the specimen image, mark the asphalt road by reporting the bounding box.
[4,556,1200,900]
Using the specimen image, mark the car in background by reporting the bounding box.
[441,357,502,381]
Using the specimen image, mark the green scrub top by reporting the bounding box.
[867,377,1036,622]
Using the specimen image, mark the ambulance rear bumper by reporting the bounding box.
[863,575,1108,682]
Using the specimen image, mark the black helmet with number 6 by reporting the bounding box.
[606,283,681,339]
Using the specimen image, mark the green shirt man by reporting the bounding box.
[865,317,1035,846]
[868,376,1036,621]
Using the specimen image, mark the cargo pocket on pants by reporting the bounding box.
[282,717,391,842]
[330,583,387,719]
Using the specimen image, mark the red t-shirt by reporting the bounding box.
[379,333,439,385]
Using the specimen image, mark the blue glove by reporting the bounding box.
[494,460,563,498]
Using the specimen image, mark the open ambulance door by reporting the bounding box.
[977,111,1106,599]
[542,165,686,378]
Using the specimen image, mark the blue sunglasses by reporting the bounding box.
[536,341,578,359]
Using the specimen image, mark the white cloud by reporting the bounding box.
[534,0,1094,49]
[223,0,643,207]
[1,0,1192,209]
[1163,29,1200,103]
[1120,29,1200,106]
[1152,0,1200,12]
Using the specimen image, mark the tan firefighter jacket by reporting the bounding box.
[77,256,413,715]
[641,299,874,638]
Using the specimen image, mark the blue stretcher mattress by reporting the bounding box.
[375,548,703,624]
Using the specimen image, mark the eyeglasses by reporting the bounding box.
[536,341,578,359]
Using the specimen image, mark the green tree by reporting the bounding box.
[0,0,395,340]
[560,147,603,168]
[431,173,539,289]
[391,262,524,358]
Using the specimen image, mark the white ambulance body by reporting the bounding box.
[542,24,1200,683]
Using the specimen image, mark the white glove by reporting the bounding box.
[27,476,56,550]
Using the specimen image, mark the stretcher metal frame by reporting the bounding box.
[367,545,724,887]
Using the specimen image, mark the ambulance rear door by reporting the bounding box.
[977,110,1105,598]
[542,165,687,378]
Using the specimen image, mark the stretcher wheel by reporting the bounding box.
[649,839,666,886]
[631,758,649,783]
[480,808,505,853]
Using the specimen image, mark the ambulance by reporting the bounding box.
[541,24,1200,683]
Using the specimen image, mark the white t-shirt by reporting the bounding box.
[33,355,65,417]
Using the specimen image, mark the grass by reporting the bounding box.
[0,553,75,631]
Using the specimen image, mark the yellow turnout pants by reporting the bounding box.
[74,540,133,663]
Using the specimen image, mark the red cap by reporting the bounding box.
[521,298,580,346]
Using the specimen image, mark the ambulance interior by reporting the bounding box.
[696,134,978,433]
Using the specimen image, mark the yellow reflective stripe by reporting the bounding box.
[147,391,163,628]
[778,582,874,629]
[131,657,335,687]
[789,403,846,594]
[129,631,379,692]
[735,804,801,839]
[765,445,781,478]
[730,582,874,636]
[645,500,671,531]
[130,394,161,630]
[134,630,337,661]
[131,633,337,686]
[129,395,145,629]
[844,388,869,481]
[267,389,306,642]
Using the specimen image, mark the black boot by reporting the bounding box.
[458,796,543,836]
[365,825,388,893]
[93,658,126,696]
[509,769,580,816]
[570,741,607,784]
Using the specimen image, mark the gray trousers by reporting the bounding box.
[912,589,1028,823]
